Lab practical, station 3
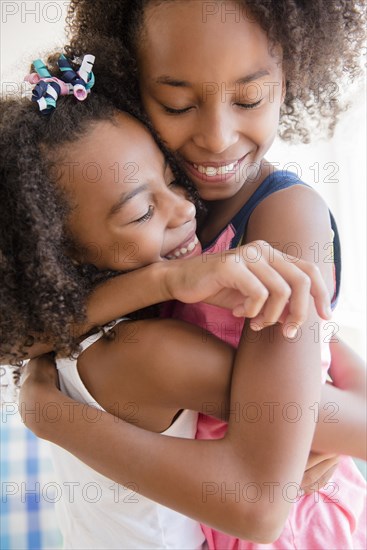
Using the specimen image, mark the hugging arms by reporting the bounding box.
[19,245,366,542]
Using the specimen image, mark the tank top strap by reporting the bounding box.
[230,170,307,246]
[229,170,341,309]
[78,317,130,355]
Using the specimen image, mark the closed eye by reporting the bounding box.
[134,205,155,224]
[235,99,263,110]
[162,105,193,115]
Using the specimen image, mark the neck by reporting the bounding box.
[200,160,274,246]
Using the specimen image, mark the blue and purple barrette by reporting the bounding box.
[24,54,95,114]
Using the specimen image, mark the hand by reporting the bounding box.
[19,353,59,437]
[165,240,331,336]
[300,451,339,494]
[20,352,59,388]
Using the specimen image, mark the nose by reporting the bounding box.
[193,106,238,154]
[166,188,196,229]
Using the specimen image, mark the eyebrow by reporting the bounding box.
[155,76,191,87]
[107,184,149,219]
[234,69,270,85]
[155,70,270,88]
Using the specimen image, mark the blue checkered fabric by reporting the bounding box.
[1,371,62,550]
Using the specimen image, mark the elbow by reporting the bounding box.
[226,503,287,543]
[247,517,284,545]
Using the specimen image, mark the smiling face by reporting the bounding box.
[58,112,200,271]
[138,0,285,203]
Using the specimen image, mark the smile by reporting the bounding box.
[165,235,199,259]
[192,161,239,177]
[183,153,249,183]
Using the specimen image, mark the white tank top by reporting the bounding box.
[50,319,206,549]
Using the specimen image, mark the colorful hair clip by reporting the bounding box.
[57,54,95,101]
[24,54,95,114]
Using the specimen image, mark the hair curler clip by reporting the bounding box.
[58,54,95,101]
[24,54,96,114]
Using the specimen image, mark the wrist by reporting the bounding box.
[150,261,174,302]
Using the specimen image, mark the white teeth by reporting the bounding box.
[169,236,199,259]
[193,162,238,177]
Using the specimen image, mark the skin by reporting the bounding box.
[63,113,200,271]
[139,0,286,242]
[18,0,366,540]
[37,113,365,459]
[19,113,365,542]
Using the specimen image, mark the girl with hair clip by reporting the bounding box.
[17,0,367,547]
[1,62,342,548]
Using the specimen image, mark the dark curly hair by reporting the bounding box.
[0,68,204,364]
[64,0,366,142]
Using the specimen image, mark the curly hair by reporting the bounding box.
[0,73,204,363]
[65,0,366,142]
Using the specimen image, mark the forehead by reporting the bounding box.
[65,112,163,168]
[140,0,278,81]
[58,112,165,208]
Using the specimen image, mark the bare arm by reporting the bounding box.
[247,186,366,461]
[8,239,331,362]
[20,320,316,543]
[20,186,334,542]
[311,339,366,459]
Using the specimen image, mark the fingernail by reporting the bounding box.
[287,327,298,339]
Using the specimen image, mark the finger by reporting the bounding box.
[301,462,338,494]
[264,251,312,334]
[305,452,339,469]
[239,242,332,321]
[225,262,270,318]
[301,456,339,488]
[246,261,291,329]
[297,260,332,320]
[268,251,332,329]
[22,353,58,386]
[235,244,292,326]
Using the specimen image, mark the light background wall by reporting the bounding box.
[1,0,366,356]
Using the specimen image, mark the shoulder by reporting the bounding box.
[248,182,331,247]
[77,318,233,427]
[250,182,330,238]
[247,182,334,292]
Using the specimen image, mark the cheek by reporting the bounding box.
[149,114,181,149]
[66,213,110,267]
[141,97,184,152]
[249,104,281,144]
[116,227,164,269]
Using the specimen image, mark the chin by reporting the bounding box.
[198,186,241,202]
